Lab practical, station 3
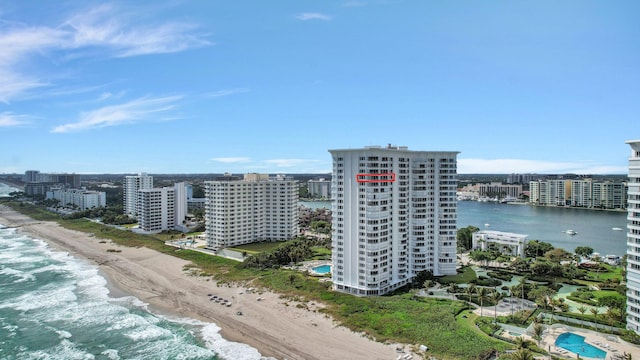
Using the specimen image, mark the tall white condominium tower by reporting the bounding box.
[329,145,459,296]
[626,139,640,334]
[204,173,299,249]
[136,182,188,234]
[137,187,175,233]
[173,182,188,230]
[123,173,153,218]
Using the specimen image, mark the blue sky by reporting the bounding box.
[1,1,638,175]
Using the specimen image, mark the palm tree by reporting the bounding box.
[532,323,544,347]
[491,289,502,322]
[510,349,534,360]
[423,280,433,291]
[606,308,619,327]
[590,308,599,330]
[510,285,520,319]
[578,306,587,326]
[514,336,531,350]
[447,283,459,300]
[622,351,633,360]
[476,287,488,317]
[465,285,476,307]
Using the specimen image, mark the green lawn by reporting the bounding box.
[437,265,478,284]
[311,246,331,259]
[227,241,288,254]
[585,264,624,281]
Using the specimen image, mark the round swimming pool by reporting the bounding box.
[311,264,331,274]
[555,332,606,359]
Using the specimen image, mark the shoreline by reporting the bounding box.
[0,204,401,360]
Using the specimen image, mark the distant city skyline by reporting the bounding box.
[1,1,638,175]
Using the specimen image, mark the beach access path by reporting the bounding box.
[0,205,402,360]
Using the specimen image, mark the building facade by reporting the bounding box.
[472,230,528,258]
[204,174,299,249]
[46,188,106,211]
[626,139,640,334]
[329,145,458,296]
[307,178,331,198]
[22,171,82,196]
[173,182,188,230]
[137,187,175,233]
[123,173,154,218]
[477,182,523,199]
[135,182,188,234]
[530,178,627,209]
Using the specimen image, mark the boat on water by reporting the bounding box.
[564,230,577,235]
[484,223,490,227]
[612,227,624,231]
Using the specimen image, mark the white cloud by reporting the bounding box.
[0,24,64,102]
[51,95,182,133]
[206,88,251,98]
[295,13,332,21]
[0,4,210,102]
[211,157,251,163]
[0,112,28,127]
[458,158,627,175]
[62,4,211,57]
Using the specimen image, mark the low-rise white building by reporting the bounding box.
[472,230,528,258]
[46,188,106,211]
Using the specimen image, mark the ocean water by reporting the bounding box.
[0,183,266,360]
[301,200,628,256]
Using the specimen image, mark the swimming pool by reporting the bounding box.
[555,332,606,359]
[311,264,331,274]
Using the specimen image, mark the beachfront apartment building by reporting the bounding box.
[46,188,106,211]
[138,187,175,233]
[22,171,81,188]
[329,145,458,296]
[204,173,299,249]
[626,139,640,335]
[123,173,154,218]
[530,178,627,209]
[136,182,188,234]
[22,170,82,196]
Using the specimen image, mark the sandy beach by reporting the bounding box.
[0,205,402,360]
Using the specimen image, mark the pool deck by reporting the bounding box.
[291,260,332,277]
[541,325,639,359]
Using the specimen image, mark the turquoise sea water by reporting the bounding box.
[301,200,628,256]
[0,183,267,360]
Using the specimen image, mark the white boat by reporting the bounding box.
[612,227,623,231]
[565,230,577,235]
[484,223,490,227]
